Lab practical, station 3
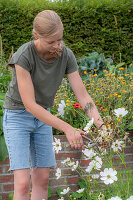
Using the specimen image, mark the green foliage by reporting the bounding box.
[9,193,13,200]
[0,93,5,135]
[0,134,8,161]
[0,65,11,93]
[48,187,52,198]
[78,52,113,74]
[0,93,8,161]
[127,121,133,130]
[1,0,133,63]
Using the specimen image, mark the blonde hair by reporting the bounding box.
[33,10,63,39]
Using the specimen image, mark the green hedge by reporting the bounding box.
[0,0,133,63]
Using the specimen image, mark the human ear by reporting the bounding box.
[32,29,39,39]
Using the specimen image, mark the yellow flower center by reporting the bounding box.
[107,175,111,179]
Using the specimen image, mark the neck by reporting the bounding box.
[34,40,55,61]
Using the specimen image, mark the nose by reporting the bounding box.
[53,41,60,49]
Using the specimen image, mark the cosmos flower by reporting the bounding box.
[86,156,102,173]
[92,156,102,170]
[82,148,96,159]
[60,187,70,195]
[61,157,71,165]
[53,137,62,153]
[72,161,79,171]
[111,140,124,152]
[58,197,64,200]
[98,192,104,200]
[100,168,117,185]
[127,196,133,200]
[108,196,122,200]
[83,118,94,133]
[76,188,85,193]
[58,100,66,117]
[55,168,61,179]
[114,108,128,118]
[85,162,94,173]
[92,174,100,179]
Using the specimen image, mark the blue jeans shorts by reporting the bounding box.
[3,109,56,171]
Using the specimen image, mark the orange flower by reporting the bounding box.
[107,124,111,127]
[122,89,127,93]
[84,71,87,74]
[118,77,124,80]
[103,108,108,111]
[119,67,124,70]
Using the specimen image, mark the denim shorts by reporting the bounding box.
[3,109,56,171]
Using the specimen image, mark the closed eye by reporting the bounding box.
[47,38,63,45]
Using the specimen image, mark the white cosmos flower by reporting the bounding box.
[92,174,100,179]
[53,137,62,153]
[127,196,133,200]
[100,168,117,185]
[82,148,96,159]
[83,118,94,133]
[58,197,64,200]
[93,156,102,170]
[108,196,122,200]
[86,156,102,173]
[58,100,66,117]
[77,188,85,193]
[85,163,94,173]
[61,157,71,165]
[114,108,128,118]
[55,168,61,179]
[97,127,113,142]
[60,187,70,195]
[72,161,79,171]
[98,192,104,200]
[111,140,124,152]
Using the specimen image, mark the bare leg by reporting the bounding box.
[31,167,50,200]
[13,169,30,200]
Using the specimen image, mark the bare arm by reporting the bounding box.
[67,70,105,129]
[15,64,85,149]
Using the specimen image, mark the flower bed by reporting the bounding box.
[0,134,133,200]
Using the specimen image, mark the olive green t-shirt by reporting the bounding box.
[3,41,78,109]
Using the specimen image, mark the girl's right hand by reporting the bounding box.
[65,128,85,150]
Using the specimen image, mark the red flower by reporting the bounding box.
[73,103,81,109]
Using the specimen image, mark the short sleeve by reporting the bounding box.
[65,48,78,74]
[8,43,32,72]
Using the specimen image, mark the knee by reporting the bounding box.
[37,174,49,188]
[32,168,49,188]
[15,178,30,195]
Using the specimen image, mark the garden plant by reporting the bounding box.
[0,0,133,198]
[0,52,133,199]
[50,62,133,199]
